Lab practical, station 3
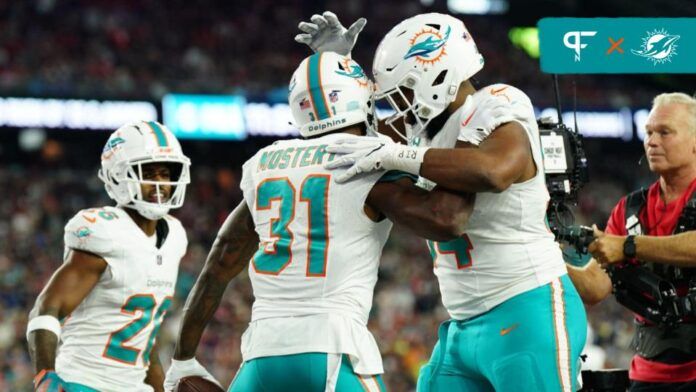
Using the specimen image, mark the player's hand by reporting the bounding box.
[588,224,625,267]
[34,369,66,392]
[295,11,367,56]
[164,358,222,392]
[325,136,428,183]
[458,93,516,146]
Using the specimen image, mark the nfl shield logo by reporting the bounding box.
[156,255,163,265]
[299,97,311,110]
[329,90,340,103]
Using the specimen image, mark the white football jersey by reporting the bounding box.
[427,84,566,320]
[56,206,186,392]
[239,133,393,375]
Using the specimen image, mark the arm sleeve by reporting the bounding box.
[377,170,418,183]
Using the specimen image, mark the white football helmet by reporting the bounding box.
[289,51,375,137]
[98,121,191,220]
[372,13,484,142]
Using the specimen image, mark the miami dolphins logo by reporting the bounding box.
[404,26,451,65]
[335,60,369,87]
[101,136,126,160]
[73,226,92,242]
[102,137,125,153]
[632,29,680,65]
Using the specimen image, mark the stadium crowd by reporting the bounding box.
[0,0,670,106]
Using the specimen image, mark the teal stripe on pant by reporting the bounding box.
[229,353,387,391]
[417,275,587,392]
[62,381,101,392]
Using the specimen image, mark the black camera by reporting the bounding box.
[538,118,592,252]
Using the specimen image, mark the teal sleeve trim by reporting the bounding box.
[378,170,418,183]
[562,246,592,268]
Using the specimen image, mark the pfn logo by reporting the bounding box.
[563,31,597,61]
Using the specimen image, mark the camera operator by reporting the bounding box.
[572,92,696,391]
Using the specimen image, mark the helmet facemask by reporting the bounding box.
[99,155,191,220]
[376,73,445,144]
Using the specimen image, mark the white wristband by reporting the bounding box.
[26,315,61,341]
[386,145,429,175]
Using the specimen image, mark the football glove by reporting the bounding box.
[295,11,366,56]
[325,136,429,183]
[34,370,66,392]
[562,245,593,269]
[164,358,222,392]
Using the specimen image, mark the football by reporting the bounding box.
[174,376,225,392]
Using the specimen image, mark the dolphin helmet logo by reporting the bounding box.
[404,26,451,64]
[335,60,369,87]
[632,29,680,65]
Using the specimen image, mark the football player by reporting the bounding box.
[163,52,474,391]
[297,12,588,392]
[27,121,191,392]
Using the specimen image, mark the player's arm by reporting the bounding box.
[145,342,165,392]
[28,250,106,373]
[566,259,613,306]
[420,122,533,193]
[173,200,258,360]
[367,178,474,241]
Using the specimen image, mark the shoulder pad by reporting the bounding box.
[63,207,122,256]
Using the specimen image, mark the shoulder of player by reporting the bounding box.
[64,206,123,255]
[242,138,298,167]
[65,206,125,229]
[477,83,531,104]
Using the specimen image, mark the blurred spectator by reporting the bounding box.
[0,0,670,106]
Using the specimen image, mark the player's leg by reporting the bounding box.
[334,354,386,392]
[416,321,494,392]
[480,275,587,392]
[228,353,328,392]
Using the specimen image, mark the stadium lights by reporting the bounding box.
[0,97,157,130]
[537,107,634,141]
[162,94,247,140]
[0,95,649,142]
[509,27,540,59]
[447,0,509,14]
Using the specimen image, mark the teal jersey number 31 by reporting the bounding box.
[253,175,330,277]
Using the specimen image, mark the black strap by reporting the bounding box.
[624,188,648,234]
[674,190,696,234]
[155,219,169,249]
